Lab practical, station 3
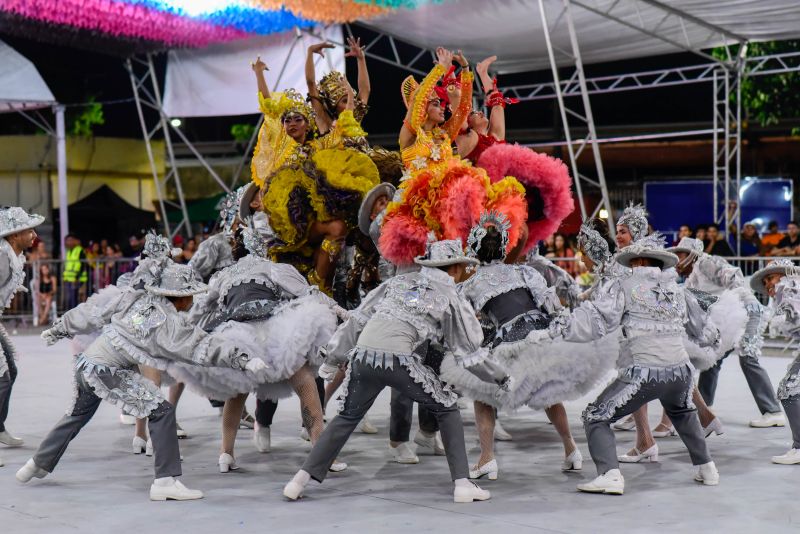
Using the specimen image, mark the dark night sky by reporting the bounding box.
[1,25,715,144]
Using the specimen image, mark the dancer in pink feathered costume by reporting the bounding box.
[455,56,574,262]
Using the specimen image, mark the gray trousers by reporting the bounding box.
[698,350,781,414]
[779,356,800,449]
[389,389,439,442]
[33,371,182,479]
[0,324,18,433]
[583,374,712,475]
[698,305,781,414]
[303,358,469,482]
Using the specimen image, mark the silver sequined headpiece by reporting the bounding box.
[241,218,271,259]
[217,188,243,236]
[138,231,180,261]
[466,211,511,261]
[415,236,479,267]
[577,221,611,266]
[617,203,649,242]
[145,261,208,297]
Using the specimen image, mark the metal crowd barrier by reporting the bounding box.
[1,255,797,326]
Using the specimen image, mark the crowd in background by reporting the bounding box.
[9,219,800,321]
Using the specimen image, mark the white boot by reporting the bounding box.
[453,479,491,503]
[253,425,271,453]
[283,470,310,500]
[562,449,583,471]
[694,461,720,485]
[145,438,154,457]
[414,430,445,455]
[468,458,498,480]
[16,459,48,483]
[356,415,378,434]
[218,453,239,473]
[0,429,24,447]
[493,420,512,441]
[772,448,800,465]
[577,469,625,495]
[749,412,785,428]
[390,442,419,464]
[132,436,148,454]
[149,477,204,501]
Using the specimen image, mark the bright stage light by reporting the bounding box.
[170,118,182,128]
[599,209,609,219]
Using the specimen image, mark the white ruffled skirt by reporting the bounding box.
[687,289,749,372]
[166,295,337,401]
[440,328,619,411]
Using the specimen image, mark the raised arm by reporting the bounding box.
[399,47,451,150]
[306,42,335,134]
[346,36,370,104]
[443,50,473,140]
[477,55,506,141]
[252,56,270,101]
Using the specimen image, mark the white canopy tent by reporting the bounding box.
[365,0,800,73]
[0,39,68,257]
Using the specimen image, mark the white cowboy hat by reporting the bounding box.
[0,207,44,238]
[358,182,396,235]
[238,182,261,221]
[414,238,479,267]
[145,262,208,297]
[616,241,678,269]
[666,237,704,256]
[750,259,797,295]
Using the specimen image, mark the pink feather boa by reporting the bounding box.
[478,144,573,253]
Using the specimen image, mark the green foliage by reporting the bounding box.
[231,123,256,143]
[714,41,800,136]
[70,97,105,137]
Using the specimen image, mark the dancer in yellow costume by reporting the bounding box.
[249,56,379,295]
[380,48,527,266]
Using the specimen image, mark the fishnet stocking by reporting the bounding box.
[290,364,324,444]
[545,403,576,456]
[473,400,495,467]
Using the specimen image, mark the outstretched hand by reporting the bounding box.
[345,36,365,59]
[476,56,497,76]
[309,42,336,57]
[436,47,454,69]
[454,49,469,68]
[251,56,268,73]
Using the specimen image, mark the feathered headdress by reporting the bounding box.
[265,89,317,134]
[467,210,511,261]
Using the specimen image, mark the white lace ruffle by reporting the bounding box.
[0,323,16,376]
[777,354,800,401]
[582,362,694,423]
[0,239,26,310]
[101,324,170,371]
[77,355,165,418]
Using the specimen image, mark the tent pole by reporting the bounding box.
[55,104,69,259]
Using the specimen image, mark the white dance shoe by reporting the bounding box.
[253,425,271,453]
[577,469,624,495]
[300,427,310,442]
[611,416,636,431]
[651,424,677,438]
[218,453,239,473]
[176,422,188,439]
[749,412,785,428]
[453,480,491,503]
[493,420,513,441]
[16,459,48,483]
[283,470,310,500]
[562,449,583,471]
[356,416,378,434]
[469,458,498,480]
[390,442,420,464]
[132,436,148,454]
[703,418,725,437]
[149,477,204,501]
[145,438,154,457]
[618,444,658,463]
[119,413,136,425]
[694,461,720,485]
[239,411,255,430]
[329,459,348,472]
[414,430,445,455]
[771,448,800,465]
[0,456,3,467]
[0,429,24,447]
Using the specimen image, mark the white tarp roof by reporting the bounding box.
[163,25,344,118]
[366,0,800,74]
[0,39,56,113]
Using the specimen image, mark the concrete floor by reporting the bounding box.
[0,335,798,534]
